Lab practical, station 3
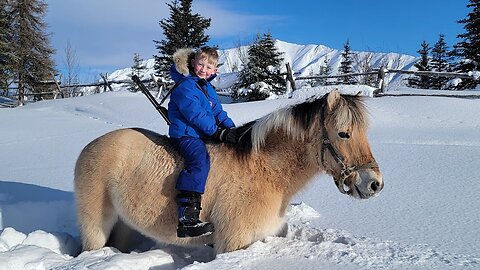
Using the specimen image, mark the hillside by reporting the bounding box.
[107,40,417,89]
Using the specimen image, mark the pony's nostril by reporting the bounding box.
[370,180,380,192]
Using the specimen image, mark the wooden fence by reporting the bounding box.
[284,64,479,97]
[4,73,173,106]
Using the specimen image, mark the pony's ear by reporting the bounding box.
[326,89,341,111]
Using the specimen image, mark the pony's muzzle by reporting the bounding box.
[353,170,384,199]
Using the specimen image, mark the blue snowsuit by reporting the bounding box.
[168,64,235,194]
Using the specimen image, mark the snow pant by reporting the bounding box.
[171,137,210,194]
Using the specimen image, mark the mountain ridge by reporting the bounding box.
[108,39,418,89]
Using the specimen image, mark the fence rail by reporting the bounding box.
[3,73,174,106]
[283,64,479,96]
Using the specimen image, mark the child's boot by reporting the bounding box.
[176,192,214,237]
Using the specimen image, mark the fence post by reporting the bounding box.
[51,73,63,99]
[285,63,296,95]
[375,66,386,96]
[150,74,164,99]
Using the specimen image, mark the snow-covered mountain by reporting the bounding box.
[108,40,417,89]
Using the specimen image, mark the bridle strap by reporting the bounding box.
[319,105,378,194]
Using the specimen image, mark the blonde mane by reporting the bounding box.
[234,93,369,155]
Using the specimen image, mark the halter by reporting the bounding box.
[319,105,379,195]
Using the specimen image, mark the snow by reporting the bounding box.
[1,85,480,269]
[469,71,480,80]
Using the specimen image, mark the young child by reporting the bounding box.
[168,46,237,238]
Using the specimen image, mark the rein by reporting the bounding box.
[319,104,378,195]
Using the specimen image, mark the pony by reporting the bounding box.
[74,89,383,254]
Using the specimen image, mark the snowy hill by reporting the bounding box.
[107,40,417,89]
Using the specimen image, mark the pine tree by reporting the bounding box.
[0,0,15,95]
[430,34,451,89]
[408,41,432,89]
[128,53,147,92]
[307,68,327,87]
[337,40,355,85]
[306,53,333,87]
[307,69,318,87]
[319,53,333,86]
[153,0,211,77]
[233,33,285,101]
[9,0,56,105]
[453,0,480,89]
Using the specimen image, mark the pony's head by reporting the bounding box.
[316,90,383,199]
[234,89,383,199]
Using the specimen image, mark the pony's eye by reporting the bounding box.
[338,132,350,140]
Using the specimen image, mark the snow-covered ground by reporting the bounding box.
[1,86,479,269]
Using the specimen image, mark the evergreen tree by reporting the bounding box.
[153,0,211,77]
[453,0,480,89]
[308,53,333,87]
[0,0,15,95]
[127,53,147,92]
[337,40,355,85]
[233,33,285,101]
[306,69,318,87]
[408,41,432,89]
[9,0,56,105]
[430,34,451,89]
[319,53,332,86]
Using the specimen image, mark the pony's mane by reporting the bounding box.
[234,93,368,157]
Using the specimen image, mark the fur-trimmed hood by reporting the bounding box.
[171,48,217,82]
[172,48,195,76]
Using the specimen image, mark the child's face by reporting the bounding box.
[192,58,217,79]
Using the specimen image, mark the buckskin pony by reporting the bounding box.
[74,89,384,254]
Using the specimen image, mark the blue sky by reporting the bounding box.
[45,0,469,81]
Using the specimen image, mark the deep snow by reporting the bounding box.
[0,86,479,269]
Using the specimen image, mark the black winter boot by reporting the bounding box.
[176,192,214,238]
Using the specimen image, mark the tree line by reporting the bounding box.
[405,0,480,90]
[307,0,480,92]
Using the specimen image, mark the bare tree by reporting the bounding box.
[381,53,407,87]
[219,39,252,74]
[353,51,376,86]
[63,40,80,97]
[217,46,236,73]
[235,38,251,71]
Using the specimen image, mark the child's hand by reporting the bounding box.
[213,127,237,144]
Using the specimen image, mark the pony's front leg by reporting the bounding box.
[213,212,285,253]
[214,223,256,253]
